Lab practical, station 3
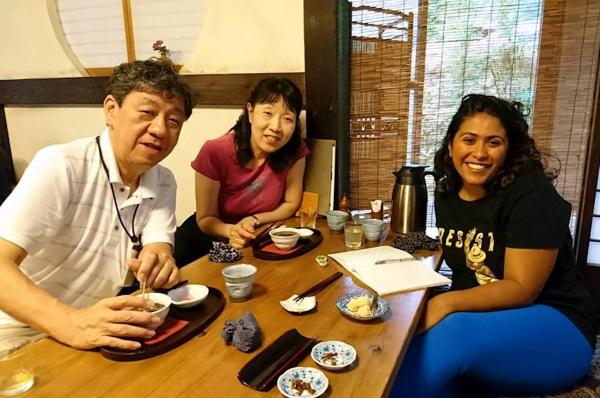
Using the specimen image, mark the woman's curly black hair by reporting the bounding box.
[433,94,558,194]
[231,77,303,172]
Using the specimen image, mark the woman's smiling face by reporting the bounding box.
[449,112,509,200]
[247,97,296,159]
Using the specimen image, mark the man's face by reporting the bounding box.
[103,90,186,177]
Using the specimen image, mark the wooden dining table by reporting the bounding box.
[21,219,441,398]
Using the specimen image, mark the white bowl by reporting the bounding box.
[167,284,209,308]
[269,227,300,250]
[296,228,314,238]
[361,219,384,232]
[311,341,357,370]
[326,210,350,231]
[144,292,171,326]
[277,367,328,398]
[364,231,381,241]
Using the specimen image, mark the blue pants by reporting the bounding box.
[391,304,593,397]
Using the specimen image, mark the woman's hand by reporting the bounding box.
[57,295,162,350]
[228,217,256,248]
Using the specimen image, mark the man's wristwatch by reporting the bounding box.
[250,214,260,228]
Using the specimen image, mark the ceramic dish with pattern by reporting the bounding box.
[311,341,357,370]
[277,367,329,398]
[336,293,389,320]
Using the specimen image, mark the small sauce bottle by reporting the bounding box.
[339,194,351,216]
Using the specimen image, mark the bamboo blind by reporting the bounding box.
[350,0,600,233]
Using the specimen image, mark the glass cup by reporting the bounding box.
[300,206,317,229]
[0,338,35,396]
[344,221,364,249]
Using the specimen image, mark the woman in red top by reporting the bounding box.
[175,78,309,265]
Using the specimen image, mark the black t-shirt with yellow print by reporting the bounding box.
[435,172,597,348]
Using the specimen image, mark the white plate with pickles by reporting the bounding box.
[311,341,357,370]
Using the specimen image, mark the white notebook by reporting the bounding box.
[329,246,451,296]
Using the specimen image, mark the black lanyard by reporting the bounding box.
[95,136,142,254]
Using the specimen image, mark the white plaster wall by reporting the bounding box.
[182,0,305,73]
[2,0,305,224]
[0,0,82,79]
[6,106,242,224]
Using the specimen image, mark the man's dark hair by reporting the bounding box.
[106,58,195,118]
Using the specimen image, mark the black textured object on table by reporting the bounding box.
[394,231,440,253]
[221,311,262,353]
[208,241,243,263]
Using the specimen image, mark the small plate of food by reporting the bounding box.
[167,284,209,308]
[277,367,328,398]
[336,292,389,320]
[280,295,317,314]
[311,341,356,370]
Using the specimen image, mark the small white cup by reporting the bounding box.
[362,219,384,241]
[222,264,257,302]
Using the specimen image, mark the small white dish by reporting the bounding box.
[311,341,357,370]
[296,228,314,238]
[167,284,209,308]
[280,295,317,314]
[277,367,328,398]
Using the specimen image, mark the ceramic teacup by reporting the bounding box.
[221,264,257,302]
[362,219,384,241]
[326,210,350,231]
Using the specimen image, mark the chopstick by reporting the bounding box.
[370,292,379,316]
[293,271,343,302]
[141,278,147,301]
[254,220,285,242]
[155,279,189,294]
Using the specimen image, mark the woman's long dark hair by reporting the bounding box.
[231,77,303,172]
[434,94,558,194]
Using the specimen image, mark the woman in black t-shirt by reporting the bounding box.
[391,94,596,397]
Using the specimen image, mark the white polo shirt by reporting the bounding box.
[0,130,177,329]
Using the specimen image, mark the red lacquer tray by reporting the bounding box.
[100,287,225,361]
[252,228,323,260]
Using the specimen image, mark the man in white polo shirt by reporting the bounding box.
[0,58,194,351]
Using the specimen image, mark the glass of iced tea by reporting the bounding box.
[344,221,364,249]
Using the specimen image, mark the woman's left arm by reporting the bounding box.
[247,157,306,226]
[420,247,557,332]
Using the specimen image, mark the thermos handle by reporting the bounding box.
[424,170,440,184]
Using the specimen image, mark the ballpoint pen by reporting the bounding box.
[374,257,413,265]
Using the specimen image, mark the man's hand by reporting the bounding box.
[228,218,256,249]
[128,243,179,289]
[56,295,161,350]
